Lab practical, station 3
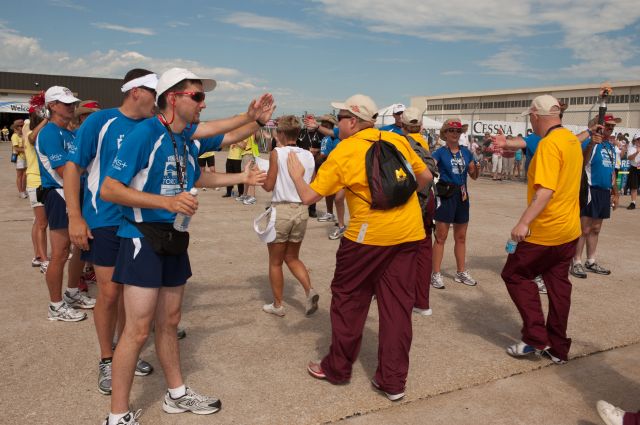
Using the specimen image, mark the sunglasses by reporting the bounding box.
[173,91,205,103]
[604,124,616,130]
[446,128,463,134]
[337,114,353,121]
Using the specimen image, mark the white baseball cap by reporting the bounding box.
[253,206,277,243]
[156,68,216,101]
[521,95,561,116]
[45,86,80,104]
[331,94,378,123]
[392,103,406,114]
[401,107,424,126]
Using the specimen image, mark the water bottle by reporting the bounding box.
[505,239,517,254]
[173,188,198,232]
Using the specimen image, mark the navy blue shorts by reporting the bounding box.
[581,186,611,219]
[112,237,191,288]
[81,226,120,267]
[434,193,470,224]
[44,189,68,230]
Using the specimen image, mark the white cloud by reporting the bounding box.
[222,12,321,38]
[441,70,465,76]
[92,23,156,36]
[48,0,85,11]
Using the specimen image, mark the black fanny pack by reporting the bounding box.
[126,218,189,256]
[435,180,459,198]
[35,186,54,203]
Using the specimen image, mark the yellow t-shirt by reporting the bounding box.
[199,151,215,159]
[408,132,430,152]
[241,135,259,157]
[526,127,582,246]
[228,145,243,160]
[23,128,42,188]
[11,133,26,161]
[311,128,426,246]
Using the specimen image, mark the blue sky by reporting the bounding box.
[1,0,639,119]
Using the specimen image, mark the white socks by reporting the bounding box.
[108,412,128,425]
[168,384,186,399]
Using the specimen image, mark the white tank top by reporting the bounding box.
[272,146,315,203]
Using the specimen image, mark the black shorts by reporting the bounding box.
[198,155,215,167]
[81,226,120,267]
[44,189,68,230]
[628,167,640,190]
[580,186,611,219]
[434,193,470,224]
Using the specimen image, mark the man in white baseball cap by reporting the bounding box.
[380,103,406,134]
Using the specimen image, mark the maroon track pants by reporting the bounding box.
[320,238,421,395]
[415,236,432,310]
[625,412,640,425]
[501,239,578,361]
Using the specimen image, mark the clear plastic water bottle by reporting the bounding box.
[173,188,198,232]
[505,239,517,254]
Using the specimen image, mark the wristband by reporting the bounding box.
[256,119,266,127]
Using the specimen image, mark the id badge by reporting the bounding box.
[461,184,468,202]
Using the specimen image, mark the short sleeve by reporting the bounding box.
[310,151,343,197]
[106,127,151,186]
[70,113,101,168]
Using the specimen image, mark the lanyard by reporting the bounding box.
[447,147,466,176]
[544,124,563,138]
[158,116,187,192]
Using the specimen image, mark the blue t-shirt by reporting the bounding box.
[432,146,474,186]
[36,122,76,189]
[106,118,219,238]
[69,108,145,229]
[380,124,403,135]
[196,135,224,154]
[320,135,340,156]
[582,139,615,189]
[524,133,542,171]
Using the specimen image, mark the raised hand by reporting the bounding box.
[247,93,275,120]
[491,129,507,148]
[244,162,267,186]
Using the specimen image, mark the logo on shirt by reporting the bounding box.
[161,156,186,196]
[117,134,124,149]
[451,157,465,175]
[49,153,63,162]
[112,157,127,171]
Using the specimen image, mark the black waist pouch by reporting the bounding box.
[126,218,189,256]
[435,180,459,198]
[36,186,54,203]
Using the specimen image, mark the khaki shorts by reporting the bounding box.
[16,157,26,169]
[27,187,43,208]
[272,203,308,243]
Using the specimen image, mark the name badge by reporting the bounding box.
[357,223,368,243]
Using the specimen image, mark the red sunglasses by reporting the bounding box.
[173,91,205,103]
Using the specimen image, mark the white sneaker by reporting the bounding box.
[163,387,221,415]
[534,275,547,294]
[101,409,142,425]
[262,303,285,317]
[235,195,247,202]
[47,302,87,322]
[242,196,256,205]
[305,289,319,316]
[317,212,334,222]
[412,307,433,316]
[40,260,49,274]
[596,400,625,425]
[63,290,96,309]
[329,225,346,240]
[431,272,445,289]
[454,270,477,286]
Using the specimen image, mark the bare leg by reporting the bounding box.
[67,244,83,289]
[432,221,450,273]
[154,285,185,389]
[452,223,468,272]
[33,206,48,260]
[93,266,121,359]
[111,285,158,414]
[585,219,603,260]
[573,216,591,263]
[283,241,312,294]
[267,242,287,307]
[46,229,70,302]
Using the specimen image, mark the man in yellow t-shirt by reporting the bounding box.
[502,95,582,365]
[287,94,431,401]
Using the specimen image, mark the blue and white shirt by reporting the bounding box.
[36,122,76,189]
[432,146,474,187]
[320,135,340,156]
[583,138,615,189]
[380,124,403,135]
[69,108,145,229]
[106,118,219,238]
[524,133,542,172]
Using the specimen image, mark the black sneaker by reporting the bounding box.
[627,203,636,210]
[570,263,587,278]
[585,261,611,275]
[177,327,187,340]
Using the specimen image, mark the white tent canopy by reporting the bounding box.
[375,103,443,130]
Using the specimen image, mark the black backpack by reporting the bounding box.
[348,135,418,210]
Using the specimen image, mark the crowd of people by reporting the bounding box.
[4,69,639,425]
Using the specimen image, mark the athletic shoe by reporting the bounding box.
[162,387,221,415]
[534,275,547,294]
[305,289,319,316]
[431,272,445,289]
[47,302,87,322]
[135,358,154,376]
[307,361,326,379]
[31,257,42,267]
[83,269,97,284]
[98,360,112,395]
[596,400,625,425]
[371,379,405,401]
[570,262,587,278]
[40,260,49,274]
[63,289,96,309]
[177,327,187,340]
[308,209,317,218]
[317,212,334,222]
[101,409,142,425]
[328,225,346,240]
[412,307,433,316]
[262,303,285,317]
[235,195,247,202]
[541,349,567,365]
[221,193,231,198]
[242,196,256,205]
[455,270,477,286]
[585,261,611,275]
[19,191,28,199]
[627,202,636,210]
[201,187,207,191]
[506,341,541,357]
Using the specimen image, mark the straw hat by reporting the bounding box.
[439,118,468,139]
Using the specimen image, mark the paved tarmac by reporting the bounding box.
[0,143,638,425]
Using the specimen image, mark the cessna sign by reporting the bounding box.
[471,120,527,136]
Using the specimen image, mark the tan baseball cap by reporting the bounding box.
[331,94,378,123]
[401,107,424,126]
[521,95,562,116]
